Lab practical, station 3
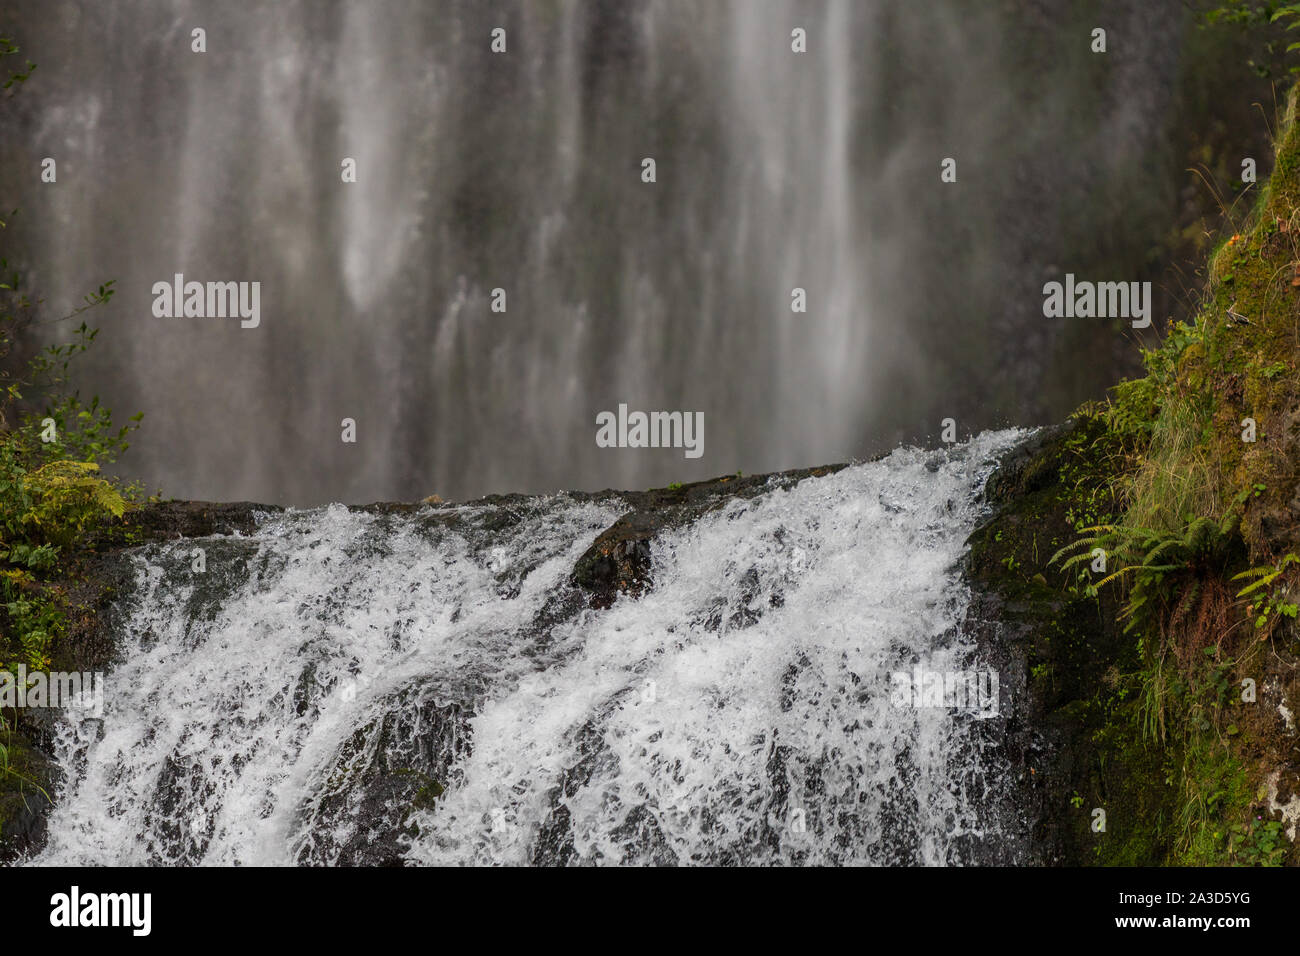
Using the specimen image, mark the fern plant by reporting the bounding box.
[1231,553,1300,630]
[1051,516,1236,633]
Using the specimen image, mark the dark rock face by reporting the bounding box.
[961,421,1136,864]
[569,466,846,609]
[570,512,658,609]
[295,687,472,867]
[121,500,282,538]
[0,731,54,862]
[84,500,283,548]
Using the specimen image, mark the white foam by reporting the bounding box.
[31,430,1028,866]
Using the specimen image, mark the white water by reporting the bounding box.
[31,430,1027,866]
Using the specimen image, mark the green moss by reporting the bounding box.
[1088,693,1176,865]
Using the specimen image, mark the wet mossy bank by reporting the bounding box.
[964,84,1300,868]
[964,91,1300,866]
[966,422,1299,866]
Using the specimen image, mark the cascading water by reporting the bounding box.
[30,430,1028,866]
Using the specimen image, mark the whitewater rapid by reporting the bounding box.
[32,430,1028,866]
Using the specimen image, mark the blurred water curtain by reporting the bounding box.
[4,0,1202,503]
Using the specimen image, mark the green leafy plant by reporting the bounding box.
[0,724,52,834]
[0,35,34,90]
[1231,552,1300,629]
[1228,818,1287,865]
[1052,516,1236,633]
[1204,2,1300,76]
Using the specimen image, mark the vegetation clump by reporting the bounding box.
[1035,84,1300,865]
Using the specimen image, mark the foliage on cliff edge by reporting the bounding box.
[1048,85,1300,865]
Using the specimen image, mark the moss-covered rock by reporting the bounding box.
[965,421,1162,863]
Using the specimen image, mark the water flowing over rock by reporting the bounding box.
[29,430,1031,866]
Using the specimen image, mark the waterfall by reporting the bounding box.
[4,0,879,504]
[2,0,1186,505]
[29,429,1028,866]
